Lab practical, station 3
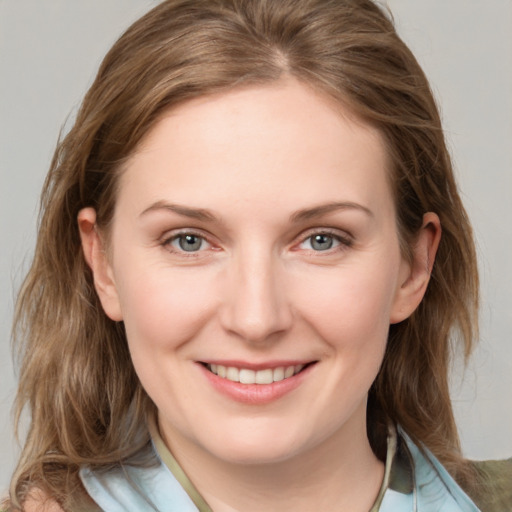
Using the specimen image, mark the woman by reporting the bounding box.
[3,0,511,510]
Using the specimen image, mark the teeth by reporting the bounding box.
[284,366,295,378]
[226,367,239,382]
[207,364,305,384]
[255,368,273,384]
[273,367,284,382]
[239,369,256,384]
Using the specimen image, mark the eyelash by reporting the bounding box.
[295,229,353,254]
[161,228,353,256]
[162,230,214,256]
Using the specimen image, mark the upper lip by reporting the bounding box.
[198,360,317,371]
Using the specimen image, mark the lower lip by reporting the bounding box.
[199,364,315,405]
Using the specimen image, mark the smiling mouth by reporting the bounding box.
[203,363,313,384]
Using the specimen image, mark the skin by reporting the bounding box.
[79,78,440,512]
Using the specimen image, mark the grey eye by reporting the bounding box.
[309,234,335,251]
[173,234,206,252]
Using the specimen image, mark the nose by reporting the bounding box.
[219,248,293,343]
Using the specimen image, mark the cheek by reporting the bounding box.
[290,261,399,348]
[115,262,216,352]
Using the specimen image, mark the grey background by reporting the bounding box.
[1,0,511,494]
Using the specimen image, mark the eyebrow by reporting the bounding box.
[139,200,373,223]
[289,201,373,223]
[140,201,216,222]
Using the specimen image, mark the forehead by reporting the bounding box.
[117,78,393,220]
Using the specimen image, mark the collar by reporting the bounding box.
[80,419,481,511]
[149,417,411,512]
[148,416,212,511]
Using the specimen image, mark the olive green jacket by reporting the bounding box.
[469,458,512,511]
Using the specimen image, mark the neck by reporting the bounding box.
[160,409,385,512]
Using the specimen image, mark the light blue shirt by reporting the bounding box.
[80,426,481,512]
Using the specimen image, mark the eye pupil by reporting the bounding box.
[179,234,202,252]
[311,234,333,251]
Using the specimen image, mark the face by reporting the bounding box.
[83,79,427,467]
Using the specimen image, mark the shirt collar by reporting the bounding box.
[149,416,413,512]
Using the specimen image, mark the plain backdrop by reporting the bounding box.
[1,0,511,494]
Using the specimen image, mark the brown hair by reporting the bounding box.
[6,0,479,509]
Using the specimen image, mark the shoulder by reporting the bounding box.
[23,490,65,512]
[397,430,509,511]
[464,458,512,512]
[22,487,99,512]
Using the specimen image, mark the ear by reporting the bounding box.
[78,208,123,321]
[390,212,441,324]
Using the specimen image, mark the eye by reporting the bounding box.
[301,234,339,251]
[168,233,210,252]
[297,231,352,252]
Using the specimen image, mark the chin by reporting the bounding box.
[215,445,299,466]
[201,428,308,466]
